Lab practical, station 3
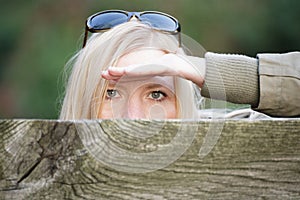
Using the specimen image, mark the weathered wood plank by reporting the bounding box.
[0,119,300,199]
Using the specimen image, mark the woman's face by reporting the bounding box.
[98,49,177,119]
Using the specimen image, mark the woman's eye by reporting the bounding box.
[106,89,120,99]
[148,91,166,101]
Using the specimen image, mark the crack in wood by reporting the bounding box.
[17,158,42,184]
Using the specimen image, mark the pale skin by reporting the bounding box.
[99,48,205,119]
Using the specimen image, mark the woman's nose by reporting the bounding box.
[124,101,145,119]
[122,101,167,119]
[107,93,144,119]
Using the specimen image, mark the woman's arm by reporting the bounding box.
[202,52,300,117]
[201,52,259,107]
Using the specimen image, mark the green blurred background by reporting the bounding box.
[0,0,299,119]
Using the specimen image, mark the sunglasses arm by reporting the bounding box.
[82,24,89,48]
[178,32,182,48]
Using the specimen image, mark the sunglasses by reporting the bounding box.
[82,10,181,48]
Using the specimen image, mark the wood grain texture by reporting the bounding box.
[0,119,300,199]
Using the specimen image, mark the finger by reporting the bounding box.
[102,68,152,82]
[107,67,125,76]
[122,63,169,76]
[101,71,121,80]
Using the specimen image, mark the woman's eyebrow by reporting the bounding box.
[107,82,127,91]
[143,84,174,92]
[107,82,116,88]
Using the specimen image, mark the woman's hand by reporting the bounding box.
[101,53,206,88]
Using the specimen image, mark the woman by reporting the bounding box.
[60,10,300,120]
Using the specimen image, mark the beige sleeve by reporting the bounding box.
[256,52,300,117]
[201,51,300,117]
[201,52,259,107]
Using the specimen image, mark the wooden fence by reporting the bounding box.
[0,119,300,199]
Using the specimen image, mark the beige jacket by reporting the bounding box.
[201,52,300,117]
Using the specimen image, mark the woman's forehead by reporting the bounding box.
[116,48,166,67]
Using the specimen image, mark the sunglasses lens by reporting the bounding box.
[140,13,178,32]
[89,12,128,30]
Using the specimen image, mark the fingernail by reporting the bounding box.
[101,71,108,76]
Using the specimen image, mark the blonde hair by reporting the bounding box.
[60,21,199,120]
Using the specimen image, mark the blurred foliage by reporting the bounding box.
[0,0,299,119]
